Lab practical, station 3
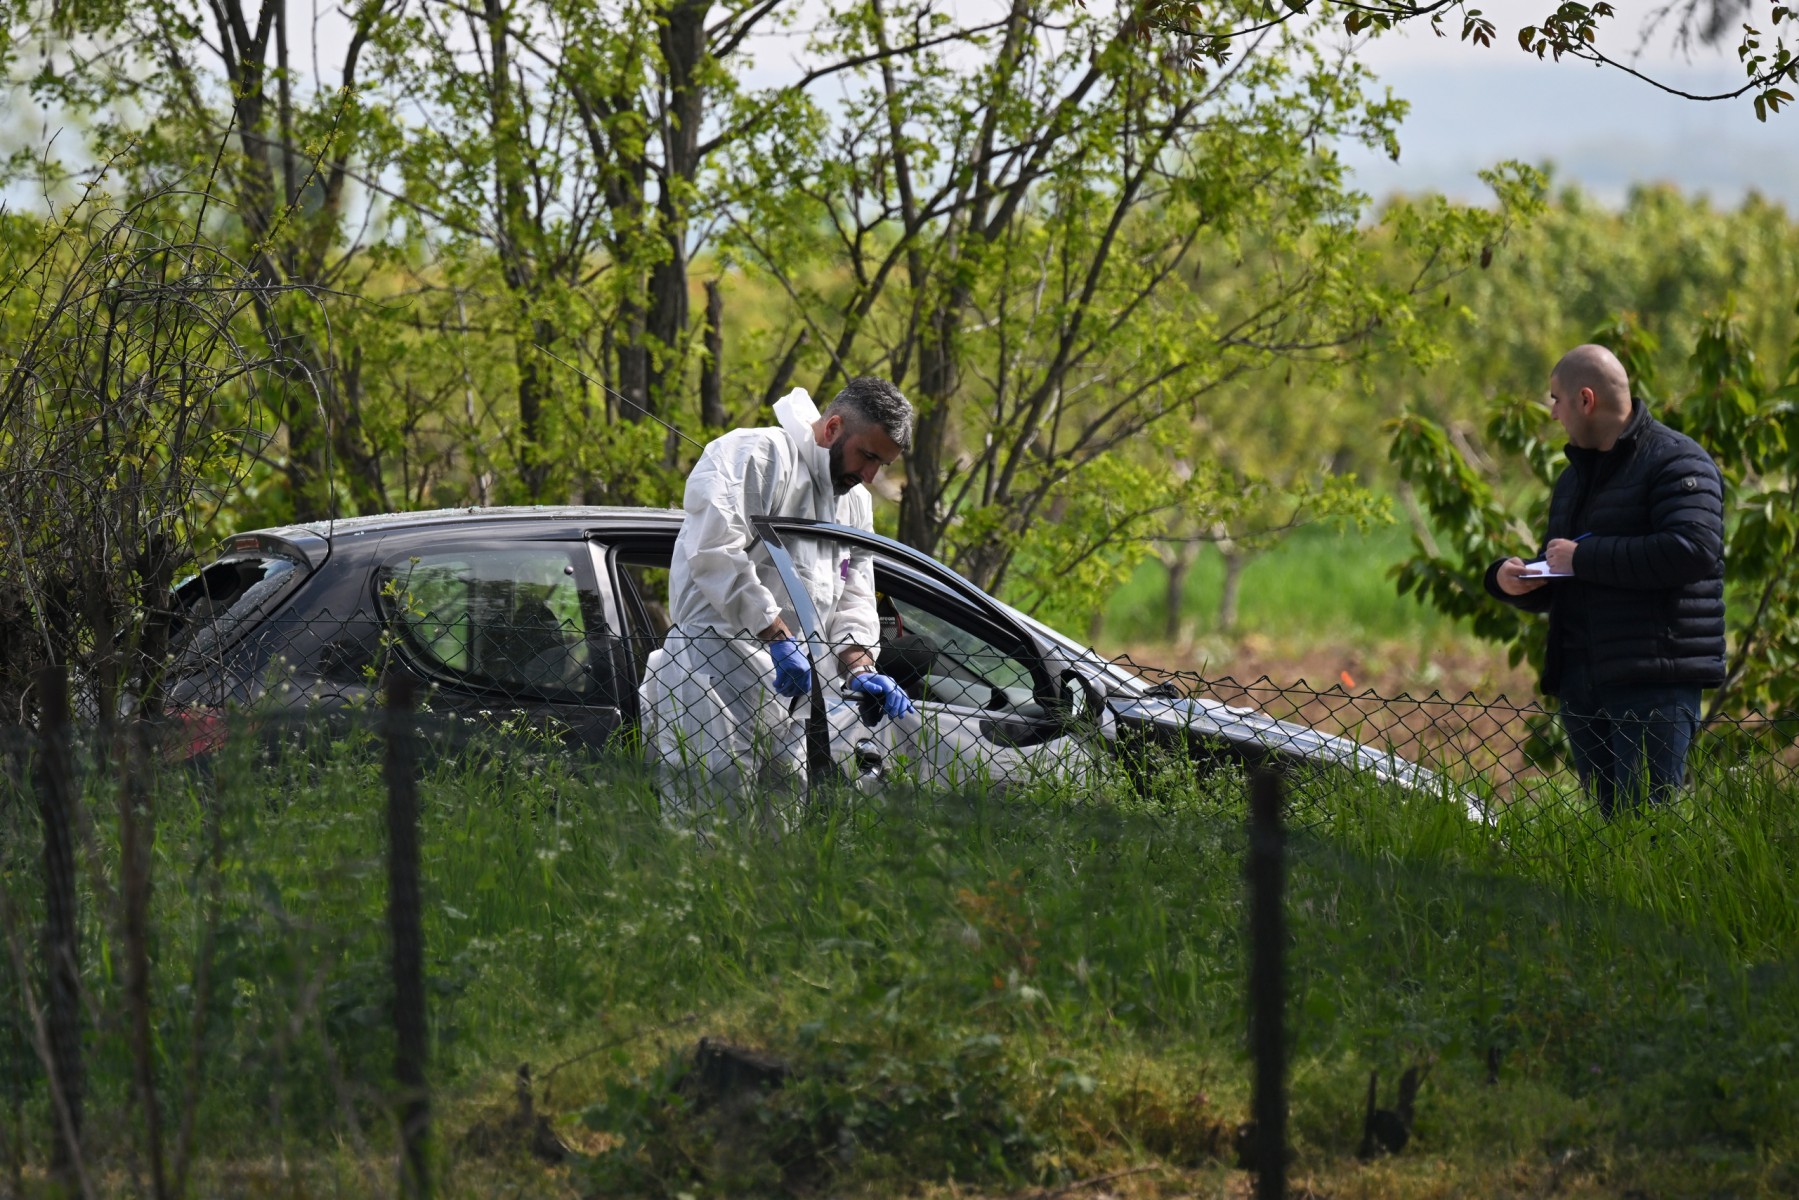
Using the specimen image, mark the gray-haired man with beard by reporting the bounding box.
[641,377,917,802]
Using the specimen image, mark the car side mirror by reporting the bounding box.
[1058,669,1107,727]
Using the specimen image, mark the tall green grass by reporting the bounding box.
[2,720,1795,1197]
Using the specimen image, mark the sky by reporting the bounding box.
[1331,0,1799,210]
[6,0,1794,215]
[723,0,1799,211]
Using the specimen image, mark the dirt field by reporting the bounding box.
[1106,632,1537,707]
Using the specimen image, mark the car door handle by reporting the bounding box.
[979,714,1063,748]
[839,687,885,728]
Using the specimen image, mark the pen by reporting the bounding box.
[1573,532,1593,542]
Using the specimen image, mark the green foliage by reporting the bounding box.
[1386,409,1543,664]
[710,0,1537,621]
[0,178,300,718]
[2,0,1530,618]
[9,0,1799,696]
[1372,182,1799,447]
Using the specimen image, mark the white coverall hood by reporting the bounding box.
[773,389,836,520]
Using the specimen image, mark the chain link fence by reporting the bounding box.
[1110,658,1799,816]
[0,708,427,1197]
[159,597,1799,829]
[2,608,1794,1191]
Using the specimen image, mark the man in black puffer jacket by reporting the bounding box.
[1485,343,1725,818]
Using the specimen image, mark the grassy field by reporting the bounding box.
[1101,523,1463,648]
[1094,521,1549,705]
[3,722,1795,1198]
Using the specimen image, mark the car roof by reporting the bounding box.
[231,506,993,595]
[223,506,989,611]
[223,505,687,568]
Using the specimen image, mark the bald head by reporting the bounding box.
[1548,344,1633,450]
[1551,344,1631,416]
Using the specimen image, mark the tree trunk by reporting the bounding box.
[1164,540,1197,643]
[332,345,392,514]
[896,307,959,559]
[646,0,709,461]
[274,369,331,520]
[616,298,650,425]
[1218,544,1248,634]
[700,278,725,429]
[512,317,557,500]
[484,0,555,501]
[646,245,688,436]
[897,397,952,560]
[213,0,389,522]
[759,328,808,416]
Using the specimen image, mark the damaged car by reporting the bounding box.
[164,506,1466,808]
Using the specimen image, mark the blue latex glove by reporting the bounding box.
[768,637,812,698]
[848,671,916,719]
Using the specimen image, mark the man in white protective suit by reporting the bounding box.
[641,377,918,812]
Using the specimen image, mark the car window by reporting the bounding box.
[617,562,672,641]
[874,578,1046,718]
[1006,606,1149,699]
[608,546,676,684]
[170,553,305,662]
[380,547,606,697]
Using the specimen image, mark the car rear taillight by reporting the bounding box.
[169,707,229,762]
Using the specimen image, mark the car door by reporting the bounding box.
[747,518,1096,791]
[603,518,1095,792]
[375,539,628,748]
[858,558,1098,790]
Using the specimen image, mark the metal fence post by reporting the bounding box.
[1247,766,1287,1200]
[33,666,84,1187]
[384,674,430,1198]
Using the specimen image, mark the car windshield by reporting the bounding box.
[1002,604,1151,699]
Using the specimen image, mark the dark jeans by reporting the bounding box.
[1557,658,1702,819]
